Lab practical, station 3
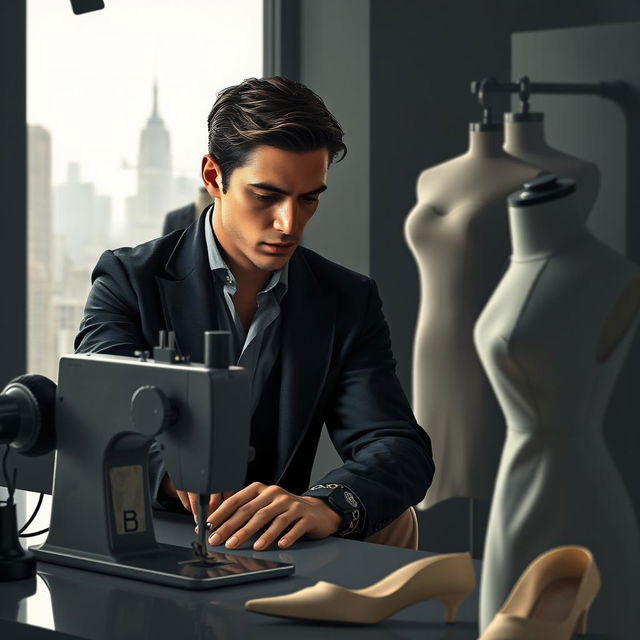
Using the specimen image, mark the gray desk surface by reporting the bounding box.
[0,511,481,640]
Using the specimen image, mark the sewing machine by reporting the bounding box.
[0,331,294,589]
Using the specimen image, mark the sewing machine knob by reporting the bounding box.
[130,386,175,436]
[0,374,56,456]
[204,331,232,368]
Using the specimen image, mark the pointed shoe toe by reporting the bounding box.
[245,582,351,622]
[245,552,476,624]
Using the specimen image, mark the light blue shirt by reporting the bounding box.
[204,206,288,413]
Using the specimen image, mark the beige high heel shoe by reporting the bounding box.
[245,552,475,624]
[479,546,600,640]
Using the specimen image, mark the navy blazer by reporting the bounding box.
[74,211,434,538]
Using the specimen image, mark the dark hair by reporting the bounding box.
[207,76,347,192]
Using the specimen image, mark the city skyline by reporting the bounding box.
[26,0,263,382]
[27,0,263,229]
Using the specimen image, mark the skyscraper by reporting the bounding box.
[54,162,112,265]
[27,125,56,379]
[54,162,95,264]
[126,82,173,245]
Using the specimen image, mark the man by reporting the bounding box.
[75,77,434,551]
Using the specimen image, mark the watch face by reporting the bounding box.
[343,491,358,508]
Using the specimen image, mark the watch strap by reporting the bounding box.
[304,483,365,538]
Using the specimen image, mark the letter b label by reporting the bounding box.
[123,510,139,532]
[110,465,147,535]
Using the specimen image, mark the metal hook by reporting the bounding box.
[477,77,498,125]
[518,76,531,114]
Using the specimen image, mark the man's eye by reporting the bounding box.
[302,196,319,204]
[254,193,275,202]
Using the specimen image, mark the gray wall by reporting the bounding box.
[298,0,370,277]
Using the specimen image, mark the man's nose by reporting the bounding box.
[273,200,297,236]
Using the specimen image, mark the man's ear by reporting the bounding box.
[201,155,224,199]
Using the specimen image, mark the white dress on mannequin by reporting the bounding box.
[475,176,640,638]
[405,125,539,509]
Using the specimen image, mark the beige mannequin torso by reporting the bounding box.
[504,114,600,215]
[405,127,540,508]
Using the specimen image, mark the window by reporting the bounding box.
[27,0,263,381]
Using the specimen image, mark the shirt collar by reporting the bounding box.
[204,205,288,297]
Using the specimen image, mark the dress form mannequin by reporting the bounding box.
[405,124,540,510]
[475,176,640,637]
[504,112,600,215]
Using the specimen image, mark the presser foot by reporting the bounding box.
[176,541,230,567]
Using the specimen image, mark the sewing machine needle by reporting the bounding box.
[197,493,209,554]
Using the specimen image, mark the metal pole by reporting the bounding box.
[471,78,626,100]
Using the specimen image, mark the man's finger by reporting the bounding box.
[194,492,242,532]
[175,490,192,513]
[206,483,265,530]
[208,491,236,515]
[276,519,308,549]
[189,492,222,521]
[222,502,294,549]
[188,492,199,521]
[209,493,223,515]
[208,492,284,546]
[252,511,302,551]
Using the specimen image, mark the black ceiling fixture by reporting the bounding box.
[70,0,105,15]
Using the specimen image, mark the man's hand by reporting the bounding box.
[205,482,342,551]
[160,473,235,520]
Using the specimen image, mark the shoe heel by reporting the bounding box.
[575,607,589,636]
[439,593,467,624]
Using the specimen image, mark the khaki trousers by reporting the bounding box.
[364,507,418,550]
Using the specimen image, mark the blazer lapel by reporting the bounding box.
[275,250,336,482]
[155,211,218,362]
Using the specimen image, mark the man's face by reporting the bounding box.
[202,145,328,275]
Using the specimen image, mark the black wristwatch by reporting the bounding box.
[304,483,364,538]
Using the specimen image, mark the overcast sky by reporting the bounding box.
[27,0,262,224]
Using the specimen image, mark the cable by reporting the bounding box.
[18,493,49,537]
[1,445,8,488]
[19,491,44,534]
[1,444,17,506]
[19,528,49,538]
[1,445,50,538]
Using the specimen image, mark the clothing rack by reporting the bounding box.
[470,76,627,125]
